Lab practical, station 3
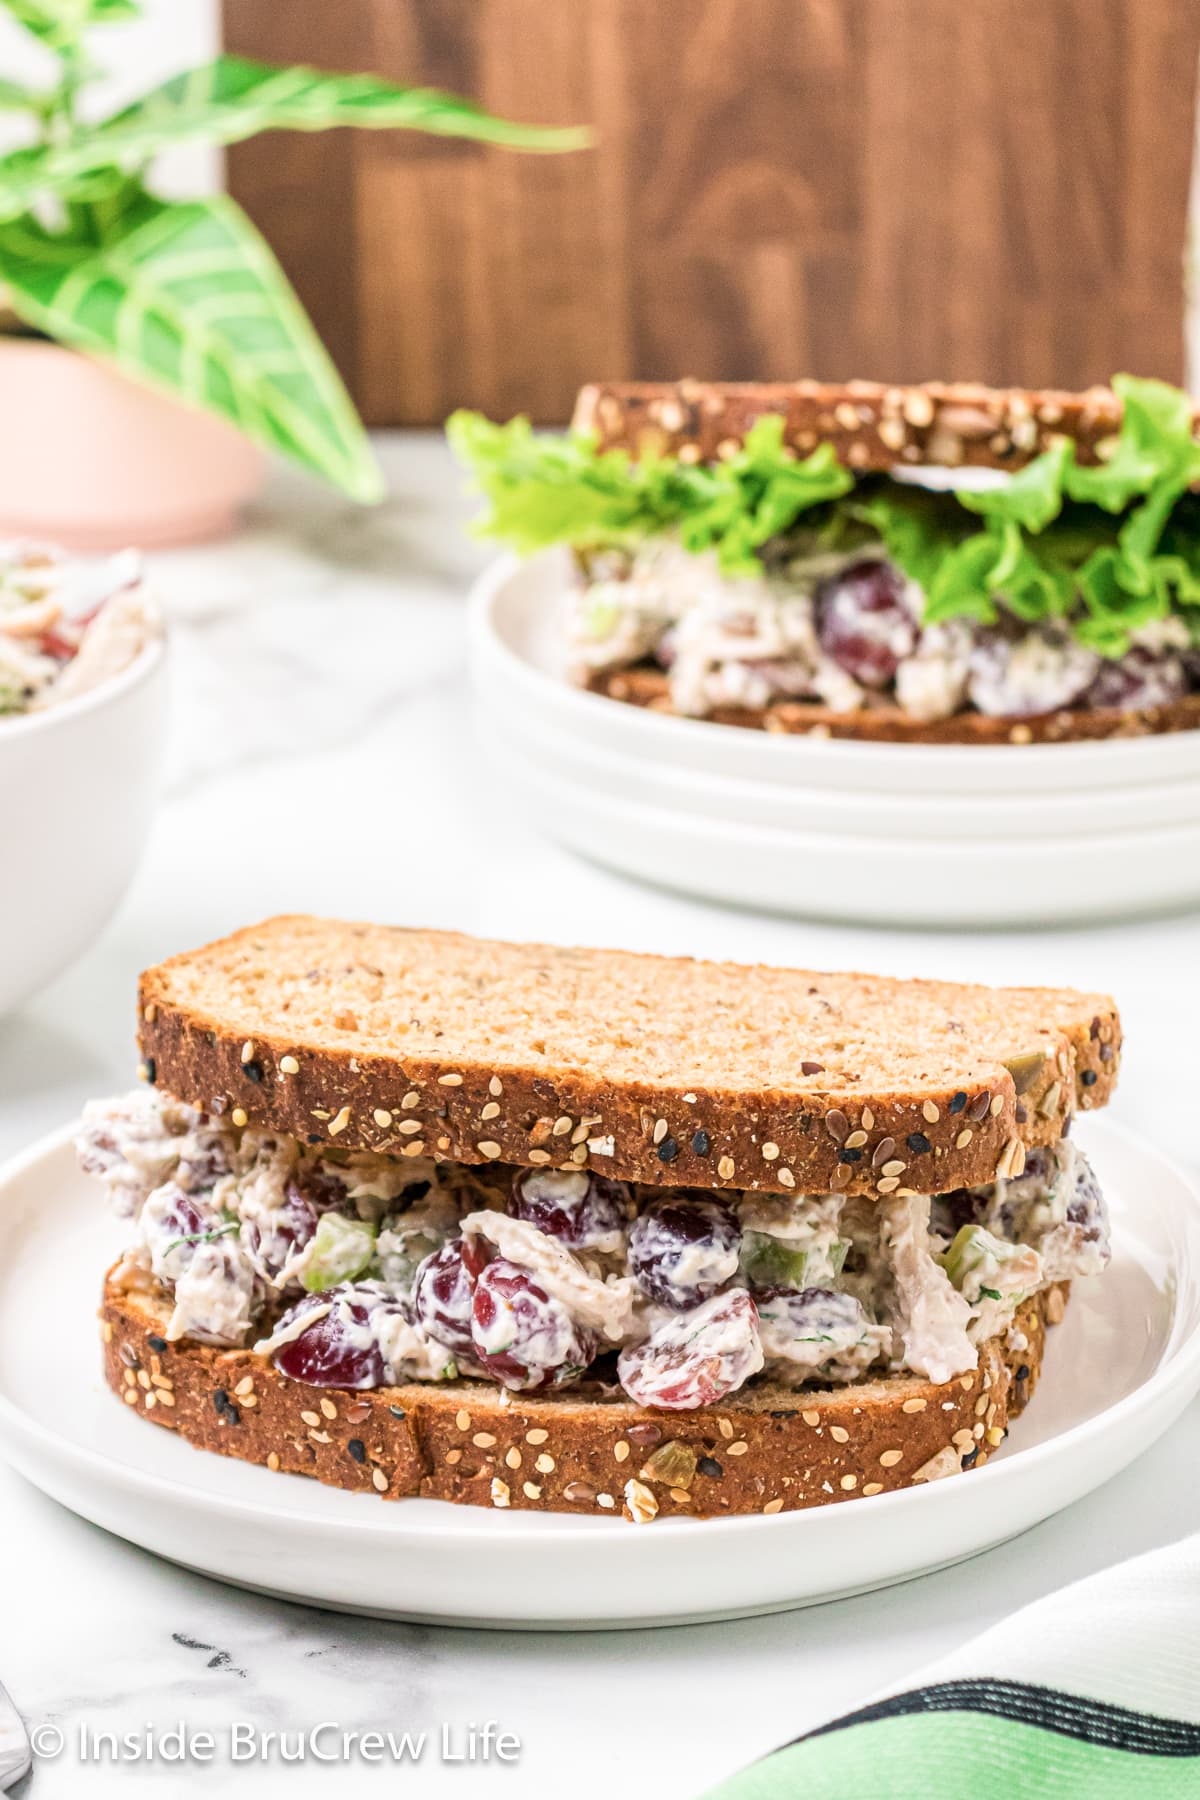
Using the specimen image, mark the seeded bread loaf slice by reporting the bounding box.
[589,666,1200,745]
[138,917,1119,1196]
[102,1273,1062,1522]
[571,378,1198,473]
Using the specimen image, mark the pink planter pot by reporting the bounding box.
[0,339,265,548]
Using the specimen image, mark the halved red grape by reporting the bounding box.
[141,1184,216,1282]
[471,1257,598,1391]
[1081,647,1186,711]
[509,1168,630,1248]
[815,559,919,688]
[755,1285,880,1372]
[628,1195,740,1310]
[273,1292,386,1388]
[618,1289,763,1409]
[412,1239,477,1361]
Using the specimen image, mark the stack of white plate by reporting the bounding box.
[469,551,1200,927]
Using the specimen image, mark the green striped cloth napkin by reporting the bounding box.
[706,1535,1200,1798]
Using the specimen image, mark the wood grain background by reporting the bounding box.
[224,0,1200,424]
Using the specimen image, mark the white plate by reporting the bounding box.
[470,555,1200,923]
[1,1121,1199,1629]
[471,551,1200,795]
[480,720,1200,927]
[489,694,1200,839]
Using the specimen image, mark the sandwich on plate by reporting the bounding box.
[78,917,1118,1523]
[450,374,1200,742]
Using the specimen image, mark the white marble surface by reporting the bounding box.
[1,433,1199,1797]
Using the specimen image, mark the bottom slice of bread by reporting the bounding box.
[100,1272,1065,1522]
[589,666,1200,744]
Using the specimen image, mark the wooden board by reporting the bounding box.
[224,0,1200,424]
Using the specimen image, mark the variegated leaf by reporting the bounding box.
[0,193,384,500]
[0,55,590,212]
[5,0,137,52]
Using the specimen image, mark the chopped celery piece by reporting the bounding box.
[741,1231,849,1290]
[300,1213,377,1292]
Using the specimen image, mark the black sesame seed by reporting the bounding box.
[1016,1364,1031,1382]
[222,1402,241,1426]
[212,1388,229,1414]
[388,1405,406,1419]
[691,1130,711,1157]
[306,1133,322,1145]
[906,1132,932,1155]
[242,1060,264,1084]
[696,1455,724,1479]
[1081,1069,1098,1087]
[143,1057,157,1085]
[838,1146,863,1164]
[657,1136,679,1163]
[347,1439,367,1464]
[147,1335,167,1355]
[960,1447,979,1470]
[948,1091,967,1114]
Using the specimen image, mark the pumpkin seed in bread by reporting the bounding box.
[77,918,1115,1521]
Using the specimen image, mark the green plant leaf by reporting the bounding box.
[4,0,137,52]
[19,54,589,193]
[0,193,384,500]
[0,77,45,112]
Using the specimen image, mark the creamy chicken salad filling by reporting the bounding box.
[78,1090,1109,1410]
[568,539,1199,723]
[0,544,158,716]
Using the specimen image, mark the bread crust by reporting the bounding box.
[571,378,1188,473]
[136,918,1120,1196]
[589,666,1200,745]
[101,1273,1062,1521]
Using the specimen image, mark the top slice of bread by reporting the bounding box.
[138,917,1119,1198]
[571,378,1187,474]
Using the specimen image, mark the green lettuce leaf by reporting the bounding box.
[448,410,853,575]
[452,377,1200,653]
[957,438,1072,532]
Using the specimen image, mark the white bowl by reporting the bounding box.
[0,637,168,1012]
[472,551,1200,796]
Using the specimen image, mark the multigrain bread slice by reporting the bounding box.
[138,917,1120,1196]
[101,1273,1062,1521]
[571,378,1197,474]
[589,666,1200,745]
